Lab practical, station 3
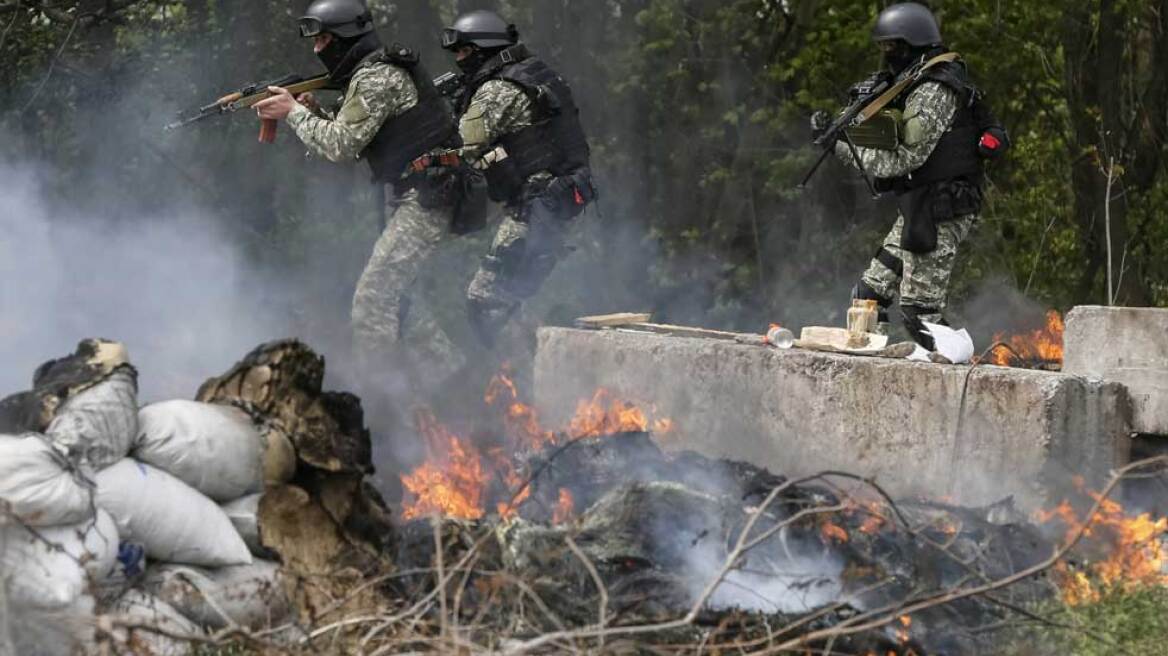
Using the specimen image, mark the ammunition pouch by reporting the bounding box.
[847,110,901,151]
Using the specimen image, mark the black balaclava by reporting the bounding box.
[320,31,383,83]
[882,40,927,75]
[456,45,504,77]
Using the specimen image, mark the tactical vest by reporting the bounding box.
[462,46,591,202]
[355,48,458,183]
[884,58,983,191]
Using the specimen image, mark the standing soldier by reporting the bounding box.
[818,2,1006,349]
[440,10,597,347]
[254,0,461,379]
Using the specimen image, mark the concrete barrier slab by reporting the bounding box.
[1064,306,1168,435]
[535,327,1131,512]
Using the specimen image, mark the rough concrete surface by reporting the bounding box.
[535,328,1132,512]
[1064,305,1168,435]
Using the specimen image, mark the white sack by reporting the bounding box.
[108,589,202,656]
[96,460,252,567]
[135,401,264,502]
[143,560,289,630]
[221,494,264,556]
[4,591,95,656]
[0,434,93,527]
[46,369,138,470]
[0,510,117,610]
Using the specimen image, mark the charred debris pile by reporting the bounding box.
[0,339,1158,655]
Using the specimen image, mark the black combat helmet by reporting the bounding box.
[441,10,518,51]
[298,0,374,40]
[872,2,942,47]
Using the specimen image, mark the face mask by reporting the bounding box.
[456,48,490,75]
[881,42,915,74]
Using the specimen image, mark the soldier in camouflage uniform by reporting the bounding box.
[255,0,461,377]
[821,3,1006,350]
[441,11,596,347]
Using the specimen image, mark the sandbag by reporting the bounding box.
[96,460,252,567]
[0,433,93,527]
[135,401,264,502]
[0,510,118,610]
[45,369,138,470]
[5,592,95,656]
[107,589,202,656]
[221,494,264,556]
[143,560,289,630]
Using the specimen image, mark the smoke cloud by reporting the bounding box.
[0,164,296,402]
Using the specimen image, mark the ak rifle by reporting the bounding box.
[165,73,333,143]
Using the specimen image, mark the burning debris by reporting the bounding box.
[2,338,1166,655]
[988,310,1066,370]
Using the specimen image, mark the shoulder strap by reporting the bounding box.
[856,52,961,125]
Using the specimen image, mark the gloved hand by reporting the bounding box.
[810,110,832,142]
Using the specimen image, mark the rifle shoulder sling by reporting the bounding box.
[856,52,960,125]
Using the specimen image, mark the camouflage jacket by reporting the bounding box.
[287,62,418,163]
[457,79,545,182]
[835,81,958,180]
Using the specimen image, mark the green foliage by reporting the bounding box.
[999,585,1168,655]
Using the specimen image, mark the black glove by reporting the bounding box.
[810,110,832,142]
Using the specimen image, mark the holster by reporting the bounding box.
[896,180,981,254]
[451,169,490,235]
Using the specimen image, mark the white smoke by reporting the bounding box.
[0,164,294,401]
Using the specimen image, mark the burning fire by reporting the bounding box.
[989,310,1065,367]
[400,371,674,520]
[400,410,489,521]
[553,488,576,525]
[1037,477,1168,605]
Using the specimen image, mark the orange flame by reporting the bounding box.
[400,410,489,520]
[990,310,1065,367]
[1037,479,1168,605]
[553,488,576,525]
[401,373,675,520]
[820,521,849,544]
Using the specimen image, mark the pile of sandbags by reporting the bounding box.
[0,340,294,656]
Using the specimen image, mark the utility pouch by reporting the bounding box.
[411,169,459,210]
[847,109,901,151]
[485,158,522,203]
[898,186,939,254]
[451,169,489,235]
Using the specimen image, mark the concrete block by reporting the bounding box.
[535,328,1132,512]
[1064,305,1168,435]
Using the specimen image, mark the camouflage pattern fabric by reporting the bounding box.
[835,81,958,179]
[465,193,572,343]
[458,79,535,164]
[287,62,418,163]
[458,79,569,344]
[861,213,977,320]
[351,189,456,368]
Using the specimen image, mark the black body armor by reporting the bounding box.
[356,47,459,184]
[461,46,592,203]
[877,55,1007,253]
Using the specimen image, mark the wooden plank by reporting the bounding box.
[618,322,762,343]
[575,313,653,329]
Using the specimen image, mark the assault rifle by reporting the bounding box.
[165,73,333,143]
[799,71,892,197]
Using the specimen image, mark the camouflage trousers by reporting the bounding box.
[860,213,977,326]
[465,193,573,346]
[351,188,461,382]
